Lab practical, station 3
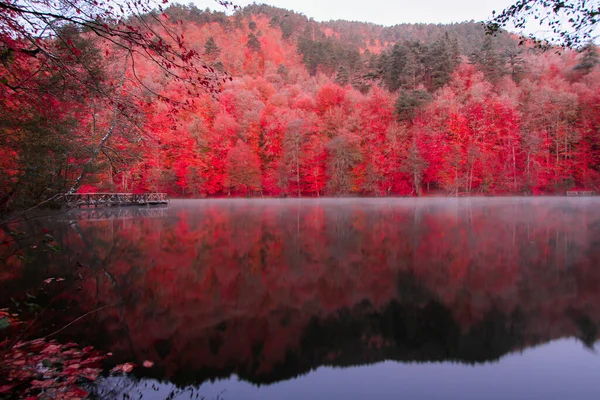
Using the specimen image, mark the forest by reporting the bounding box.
[1,3,600,209]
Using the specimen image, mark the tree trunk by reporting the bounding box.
[68,54,129,194]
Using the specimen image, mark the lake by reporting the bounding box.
[2,198,600,399]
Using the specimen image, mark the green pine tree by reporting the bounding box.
[204,37,221,61]
[574,43,599,74]
[246,33,261,52]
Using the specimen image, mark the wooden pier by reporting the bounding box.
[566,190,596,196]
[64,193,169,208]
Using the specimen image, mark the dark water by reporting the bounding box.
[3,198,600,399]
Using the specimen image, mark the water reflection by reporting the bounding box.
[2,198,600,396]
[105,339,599,400]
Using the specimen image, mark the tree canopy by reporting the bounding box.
[1,2,600,211]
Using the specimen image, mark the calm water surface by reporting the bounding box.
[3,198,600,399]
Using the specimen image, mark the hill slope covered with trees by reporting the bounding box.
[1,3,600,206]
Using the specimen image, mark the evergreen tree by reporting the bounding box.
[395,89,432,123]
[279,17,294,40]
[469,36,506,83]
[574,43,599,74]
[426,33,461,90]
[204,37,221,61]
[277,64,289,78]
[335,66,349,86]
[298,34,357,77]
[326,136,362,194]
[504,48,526,82]
[233,12,243,29]
[381,43,408,92]
[380,41,426,92]
[269,16,280,29]
[402,42,426,90]
[246,33,262,52]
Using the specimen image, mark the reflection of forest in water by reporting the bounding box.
[2,198,600,386]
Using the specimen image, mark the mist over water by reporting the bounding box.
[3,198,600,399]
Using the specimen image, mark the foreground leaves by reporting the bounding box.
[0,338,106,399]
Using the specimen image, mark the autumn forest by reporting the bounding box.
[2,3,600,209]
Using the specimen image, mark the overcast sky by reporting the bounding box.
[189,0,517,26]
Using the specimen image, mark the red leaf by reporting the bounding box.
[0,384,15,394]
[64,387,88,398]
[110,362,135,373]
[42,344,62,355]
[31,379,56,388]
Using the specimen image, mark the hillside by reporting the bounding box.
[1,3,599,206]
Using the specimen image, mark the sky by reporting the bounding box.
[188,0,518,26]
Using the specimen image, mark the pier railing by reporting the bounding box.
[64,193,169,208]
